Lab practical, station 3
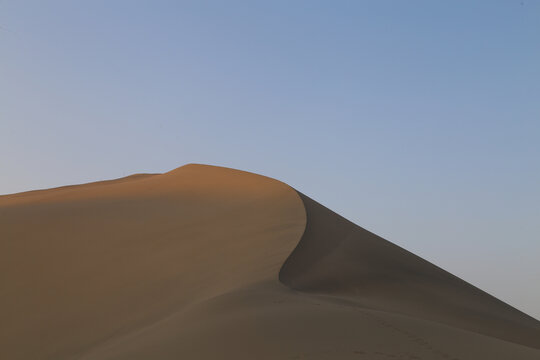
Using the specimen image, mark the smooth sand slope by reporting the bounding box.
[1,164,539,360]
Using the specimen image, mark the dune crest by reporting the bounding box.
[1,164,539,360]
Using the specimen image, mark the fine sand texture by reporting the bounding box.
[1,164,539,359]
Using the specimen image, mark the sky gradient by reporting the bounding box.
[1,1,539,319]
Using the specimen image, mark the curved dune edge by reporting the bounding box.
[2,164,540,360]
[279,191,540,350]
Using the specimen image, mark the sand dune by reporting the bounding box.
[1,164,539,359]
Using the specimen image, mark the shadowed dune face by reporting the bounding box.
[280,193,540,349]
[2,164,540,360]
[0,164,306,360]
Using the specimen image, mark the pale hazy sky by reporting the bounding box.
[1,1,539,319]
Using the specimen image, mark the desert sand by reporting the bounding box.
[1,164,539,359]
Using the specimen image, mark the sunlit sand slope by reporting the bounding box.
[0,164,306,359]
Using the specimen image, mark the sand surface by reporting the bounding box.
[1,164,539,359]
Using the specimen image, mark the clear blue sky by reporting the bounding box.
[1,1,539,319]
